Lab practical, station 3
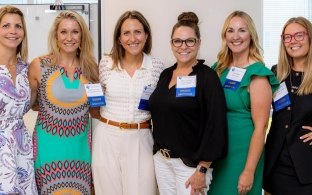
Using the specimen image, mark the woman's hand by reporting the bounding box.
[185,171,206,195]
[300,126,312,145]
[238,170,254,195]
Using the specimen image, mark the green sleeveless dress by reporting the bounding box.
[33,57,92,195]
[208,62,279,195]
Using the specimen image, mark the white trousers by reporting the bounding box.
[153,151,213,195]
[92,122,157,195]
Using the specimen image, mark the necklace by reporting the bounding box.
[289,70,304,93]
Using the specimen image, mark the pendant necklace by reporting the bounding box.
[289,71,304,93]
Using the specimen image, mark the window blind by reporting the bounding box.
[263,0,312,68]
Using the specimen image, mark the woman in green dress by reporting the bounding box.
[208,11,279,195]
[28,11,99,194]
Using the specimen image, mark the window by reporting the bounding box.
[263,0,312,67]
[34,0,97,3]
[1,0,98,4]
[2,0,28,3]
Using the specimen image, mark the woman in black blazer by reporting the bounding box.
[263,16,312,195]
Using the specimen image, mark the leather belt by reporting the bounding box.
[159,149,179,159]
[158,149,197,167]
[99,116,151,129]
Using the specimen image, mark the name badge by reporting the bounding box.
[273,82,291,111]
[138,85,155,111]
[223,67,246,90]
[84,83,106,107]
[176,75,196,97]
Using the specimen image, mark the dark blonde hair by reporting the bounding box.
[47,10,98,83]
[215,10,263,76]
[277,16,312,95]
[171,12,200,39]
[110,10,152,69]
[0,5,28,61]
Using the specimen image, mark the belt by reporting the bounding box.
[159,149,179,159]
[99,116,151,129]
[158,148,197,167]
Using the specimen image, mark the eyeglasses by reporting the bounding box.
[171,38,199,47]
[281,31,307,43]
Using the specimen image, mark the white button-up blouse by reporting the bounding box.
[99,53,164,123]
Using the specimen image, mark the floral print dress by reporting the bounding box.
[0,58,38,195]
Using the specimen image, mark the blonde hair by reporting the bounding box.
[277,17,312,95]
[47,10,98,83]
[215,10,263,76]
[110,10,152,69]
[0,5,28,61]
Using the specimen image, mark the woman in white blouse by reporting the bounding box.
[92,10,164,195]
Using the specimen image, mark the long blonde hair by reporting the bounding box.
[47,10,98,83]
[215,10,263,76]
[277,17,312,95]
[0,5,28,61]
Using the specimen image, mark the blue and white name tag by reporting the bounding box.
[223,67,246,90]
[138,85,155,111]
[273,82,291,111]
[176,75,196,97]
[84,83,106,107]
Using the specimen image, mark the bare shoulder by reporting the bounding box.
[28,57,42,80]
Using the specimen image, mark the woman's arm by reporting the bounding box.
[185,161,212,195]
[238,76,272,194]
[89,107,101,119]
[28,58,41,109]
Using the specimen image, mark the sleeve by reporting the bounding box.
[211,62,218,70]
[150,56,166,88]
[271,64,277,74]
[98,55,113,91]
[192,67,228,162]
[240,63,280,100]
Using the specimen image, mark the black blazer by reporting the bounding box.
[264,65,312,184]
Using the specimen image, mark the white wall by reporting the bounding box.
[9,4,99,62]
[24,0,263,133]
[101,0,263,66]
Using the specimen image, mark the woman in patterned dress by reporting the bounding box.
[92,10,164,195]
[28,10,99,195]
[0,5,38,195]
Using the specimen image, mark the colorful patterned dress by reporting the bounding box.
[33,57,92,195]
[0,58,38,195]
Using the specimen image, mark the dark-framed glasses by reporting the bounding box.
[171,38,199,47]
[281,31,307,43]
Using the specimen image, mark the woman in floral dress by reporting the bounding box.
[0,5,38,195]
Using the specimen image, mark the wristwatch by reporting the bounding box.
[196,165,208,174]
